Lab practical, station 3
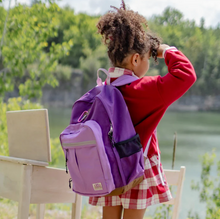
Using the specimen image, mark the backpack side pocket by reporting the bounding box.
[114,134,144,185]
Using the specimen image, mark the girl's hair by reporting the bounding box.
[97,0,161,67]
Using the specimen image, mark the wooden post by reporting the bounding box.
[36,204,45,219]
[17,164,32,219]
[172,166,186,219]
[71,194,82,219]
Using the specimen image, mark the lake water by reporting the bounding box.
[48,108,220,219]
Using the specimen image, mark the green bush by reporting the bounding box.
[49,137,65,167]
[188,150,220,219]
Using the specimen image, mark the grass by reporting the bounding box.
[0,198,152,219]
[0,199,73,219]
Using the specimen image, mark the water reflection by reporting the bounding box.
[48,109,220,219]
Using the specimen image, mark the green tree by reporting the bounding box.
[188,150,220,219]
[80,44,109,93]
[153,7,184,26]
[149,7,220,97]
[0,3,72,99]
[0,2,71,163]
[46,7,102,69]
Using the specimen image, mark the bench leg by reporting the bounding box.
[36,204,45,219]
[71,194,82,219]
[17,165,32,219]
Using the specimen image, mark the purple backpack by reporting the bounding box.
[60,69,144,197]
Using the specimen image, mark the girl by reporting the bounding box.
[89,1,196,219]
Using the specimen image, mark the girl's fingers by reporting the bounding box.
[157,44,170,58]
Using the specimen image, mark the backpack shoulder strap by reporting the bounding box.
[111,74,138,87]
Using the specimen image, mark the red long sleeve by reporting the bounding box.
[157,50,197,106]
[119,50,196,156]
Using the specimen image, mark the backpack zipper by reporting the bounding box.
[108,123,115,146]
[69,178,72,189]
[65,149,69,174]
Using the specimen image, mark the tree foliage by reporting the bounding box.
[1,4,219,98]
[0,2,72,167]
[0,2,72,99]
[188,150,220,219]
[45,6,103,68]
[149,7,220,96]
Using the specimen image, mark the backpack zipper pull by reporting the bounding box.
[69,178,72,189]
[108,123,115,147]
[65,149,69,174]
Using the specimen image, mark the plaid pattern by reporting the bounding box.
[89,154,172,209]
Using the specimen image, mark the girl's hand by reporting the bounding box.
[157,44,170,58]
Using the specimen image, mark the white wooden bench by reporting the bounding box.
[0,109,185,219]
[0,109,82,219]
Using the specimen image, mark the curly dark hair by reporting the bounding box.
[97,0,161,67]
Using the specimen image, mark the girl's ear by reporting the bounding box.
[131,53,140,67]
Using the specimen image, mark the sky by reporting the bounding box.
[2,0,220,28]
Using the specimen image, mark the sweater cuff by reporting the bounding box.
[163,46,178,58]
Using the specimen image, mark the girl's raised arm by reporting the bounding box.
[157,48,197,106]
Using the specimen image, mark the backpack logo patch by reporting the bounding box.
[93,183,103,191]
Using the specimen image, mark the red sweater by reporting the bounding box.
[114,50,196,157]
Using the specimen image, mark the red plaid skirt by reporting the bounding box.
[89,154,172,209]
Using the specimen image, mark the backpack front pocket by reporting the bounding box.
[60,121,115,196]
